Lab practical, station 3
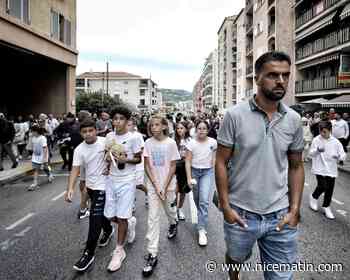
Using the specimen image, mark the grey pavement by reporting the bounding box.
[0,165,349,280]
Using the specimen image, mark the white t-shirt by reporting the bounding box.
[31,135,48,164]
[178,138,191,159]
[186,137,217,169]
[144,137,181,191]
[106,131,143,183]
[132,131,145,172]
[72,137,107,190]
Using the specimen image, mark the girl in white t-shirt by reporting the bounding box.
[142,115,181,277]
[174,121,191,221]
[185,120,217,246]
[28,125,53,191]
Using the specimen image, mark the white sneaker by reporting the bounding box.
[127,216,137,243]
[309,194,318,211]
[178,209,185,221]
[323,207,335,220]
[48,174,54,183]
[107,247,126,272]
[28,183,39,191]
[198,229,207,246]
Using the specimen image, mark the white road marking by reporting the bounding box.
[336,210,347,217]
[188,191,198,224]
[5,213,35,230]
[332,198,344,205]
[52,191,66,201]
[14,226,32,237]
[38,174,69,177]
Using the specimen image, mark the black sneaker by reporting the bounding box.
[73,251,95,272]
[78,208,90,220]
[98,227,114,247]
[11,162,18,169]
[142,254,158,277]
[167,223,177,239]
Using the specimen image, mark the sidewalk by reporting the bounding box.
[0,154,63,186]
[338,156,350,174]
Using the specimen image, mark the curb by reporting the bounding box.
[338,166,350,175]
[0,160,63,186]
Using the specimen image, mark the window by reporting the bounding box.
[140,99,145,106]
[140,89,145,96]
[124,90,128,95]
[50,9,72,46]
[7,0,30,24]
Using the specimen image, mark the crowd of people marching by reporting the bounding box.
[0,104,349,276]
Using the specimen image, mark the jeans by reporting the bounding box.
[191,167,214,231]
[224,205,298,280]
[312,175,336,207]
[86,189,112,255]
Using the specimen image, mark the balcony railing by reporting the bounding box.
[268,22,275,37]
[246,43,253,54]
[295,76,341,93]
[296,0,341,29]
[296,26,350,60]
[246,65,253,75]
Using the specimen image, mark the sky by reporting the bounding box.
[77,0,244,92]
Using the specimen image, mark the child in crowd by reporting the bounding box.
[142,115,180,277]
[65,119,113,272]
[185,120,217,246]
[309,121,346,220]
[28,125,54,191]
[104,106,143,273]
[174,121,192,220]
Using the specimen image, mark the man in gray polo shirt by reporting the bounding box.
[216,51,304,280]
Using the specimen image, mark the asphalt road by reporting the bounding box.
[0,164,349,280]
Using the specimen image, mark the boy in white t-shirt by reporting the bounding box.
[104,106,143,273]
[28,125,54,191]
[65,119,113,272]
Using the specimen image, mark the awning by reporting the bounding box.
[340,3,350,21]
[297,53,339,69]
[296,11,337,43]
[301,98,329,104]
[322,94,350,108]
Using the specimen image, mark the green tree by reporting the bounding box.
[76,91,122,114]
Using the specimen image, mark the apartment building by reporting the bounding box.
[0,0,78,116]
[76,72,161,112]
[217,16,237,110]
[295,0,350,102]
[193,80,203,113]
[234,0,295,105]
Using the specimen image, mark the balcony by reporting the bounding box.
[246,65,253,75]
[295,76,340,93]
[296,0,341,29]
[268,22,275,37]
[246,43,253,54]
[296,26,350,61]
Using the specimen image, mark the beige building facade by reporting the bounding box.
[76,72,161,113]
[0,0,78,116]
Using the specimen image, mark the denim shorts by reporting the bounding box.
[224,205,298,279]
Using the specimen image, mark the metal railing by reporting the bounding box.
[295,76,339,93]
[296,0,341,28]
[296,26,350,60]
[268,22,275,37]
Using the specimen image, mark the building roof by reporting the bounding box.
[217,15,236,34]
[77,71,142,79]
